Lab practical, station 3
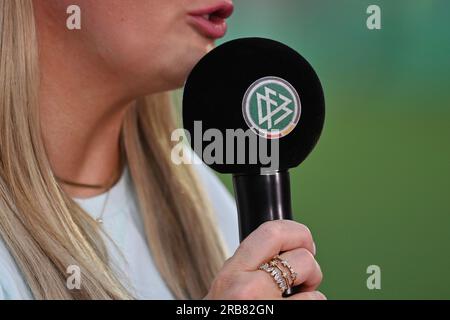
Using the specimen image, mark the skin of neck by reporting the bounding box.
[36,7,139,198]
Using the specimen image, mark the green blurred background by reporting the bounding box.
[216,0,450,299]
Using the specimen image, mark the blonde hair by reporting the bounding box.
[0,0,226,299]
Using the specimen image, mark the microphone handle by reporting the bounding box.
[232,170,293,241]
[232,170,300,296]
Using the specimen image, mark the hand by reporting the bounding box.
[205,220,325,300]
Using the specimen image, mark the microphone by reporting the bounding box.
[183,37,325,243]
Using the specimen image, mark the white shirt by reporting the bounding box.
[0,163,239,299]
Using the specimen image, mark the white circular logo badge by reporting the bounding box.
[242,76,301,139]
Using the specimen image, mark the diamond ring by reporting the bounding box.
[258,260,291,293]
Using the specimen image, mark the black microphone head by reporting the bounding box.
[182,37,325,174]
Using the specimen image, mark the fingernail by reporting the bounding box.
[313,242,317,255]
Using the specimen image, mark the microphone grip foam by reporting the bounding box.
[232,170,293,242]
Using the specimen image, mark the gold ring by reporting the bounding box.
[258,261,290,293]
[273,255,298,286]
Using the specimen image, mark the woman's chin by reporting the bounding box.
[125,43,215,95]
[158,56,208,90]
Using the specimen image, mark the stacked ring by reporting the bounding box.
[258,262,290,293]
[259,255,298,294]
[273,255,298,286]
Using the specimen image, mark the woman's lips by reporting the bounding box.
[187,1,234,39]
